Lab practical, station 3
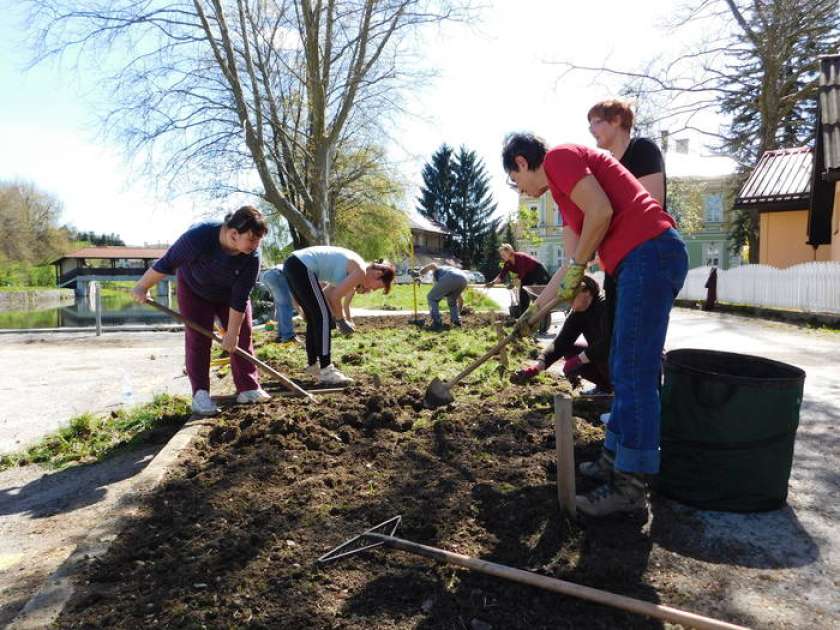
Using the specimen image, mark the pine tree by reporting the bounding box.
[416,144,455,225]
[449,146,499,268]
[479,227,501,281]
[503,221,517,250]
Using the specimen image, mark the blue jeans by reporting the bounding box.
[605,228,688,474]
[260,266,296,340]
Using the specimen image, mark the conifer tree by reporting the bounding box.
[449,146,499,268]
[416,144,455,225]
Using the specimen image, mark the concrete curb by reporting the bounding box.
[8,416,210,629]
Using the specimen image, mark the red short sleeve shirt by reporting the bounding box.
[543,145,675,275]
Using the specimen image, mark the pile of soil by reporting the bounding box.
[57,323,754,628]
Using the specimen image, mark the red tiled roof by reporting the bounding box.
[734,147,812,209]
[52,246,168,263]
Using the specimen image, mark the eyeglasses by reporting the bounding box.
[505,173,519,190]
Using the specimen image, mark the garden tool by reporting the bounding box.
[423,294,563,409]
[318,516,748,630]
[144,298,314,400]
[410,278,424,326]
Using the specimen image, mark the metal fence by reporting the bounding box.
[676,262,840,314]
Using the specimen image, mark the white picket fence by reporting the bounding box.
[677,262,840,314]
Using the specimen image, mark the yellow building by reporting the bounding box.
[514,191,566,272]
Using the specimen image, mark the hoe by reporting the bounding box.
[144,297,314,400]
[423,294,563,409]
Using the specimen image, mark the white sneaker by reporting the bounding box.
[319,364,354,386]
[305,363,321,380]
[192,390,220,416]
[236,389,271,404]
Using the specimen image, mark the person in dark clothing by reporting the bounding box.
[703,266,718,311]
[486,243,551,315]
[511,275,611,393]
[588,99,668,381]
[130,206,270,416]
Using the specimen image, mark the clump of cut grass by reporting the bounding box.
[349,285,498,312]
[254,320,539,396]
[0,394,191,471]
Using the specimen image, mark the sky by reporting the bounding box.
[0,1,732,247]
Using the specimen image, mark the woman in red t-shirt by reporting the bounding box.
[502,132,688,517]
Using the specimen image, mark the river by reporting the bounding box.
[0,292,179,329]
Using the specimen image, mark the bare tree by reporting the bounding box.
[551,0,840,261]
[22,0,468,246]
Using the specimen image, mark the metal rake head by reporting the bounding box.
[317,515,402,564]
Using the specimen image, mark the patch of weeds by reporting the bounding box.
[0,394,191,472]
[495,481,517,494]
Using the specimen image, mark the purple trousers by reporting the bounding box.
[177,278,259,394]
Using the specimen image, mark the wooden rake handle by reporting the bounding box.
[144,298,314,400]
[445,294,563,388]
[366,533,748,630]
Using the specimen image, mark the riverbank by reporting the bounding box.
[0,288,74,311]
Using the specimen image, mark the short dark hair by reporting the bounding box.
[579,275,601,297]
[502,132,548,172]
[224,206,269,237]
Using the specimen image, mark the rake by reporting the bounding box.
[318,516,749,630]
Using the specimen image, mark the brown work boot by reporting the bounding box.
[575,471,648,517]
[578,448,615,482]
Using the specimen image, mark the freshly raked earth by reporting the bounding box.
[56,313,773,630]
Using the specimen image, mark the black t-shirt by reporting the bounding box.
[619,137,666,205]
[554,295,610,363]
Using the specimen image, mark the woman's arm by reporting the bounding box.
[330,265,366,315]
[221,308,245,353]
[342,290,355,321]
[419,263,437,275]
[568,174,613,264]
[534,228,579,309]
[131,268,168,303]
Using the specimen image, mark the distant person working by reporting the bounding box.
[415,262,470,331]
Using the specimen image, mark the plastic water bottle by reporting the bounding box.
[121,374,135,407]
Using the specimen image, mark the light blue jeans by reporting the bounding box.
[260,266,296,341]
[605,228,688,474]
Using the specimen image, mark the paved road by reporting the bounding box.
[0,330,190,456]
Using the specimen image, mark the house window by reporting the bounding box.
[704,193,723,224]
[703,241,722,267]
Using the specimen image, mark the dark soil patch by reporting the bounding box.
[56,322,755,629]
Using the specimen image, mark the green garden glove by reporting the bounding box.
[513,303,540,338]
[557,262,586,302]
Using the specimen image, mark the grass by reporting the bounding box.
[254,318,545,395]
[349,284,498,312]
[0,394,191,472]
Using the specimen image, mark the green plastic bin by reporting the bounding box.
[659,349,805,512]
